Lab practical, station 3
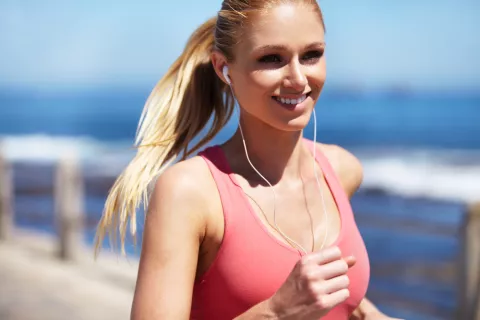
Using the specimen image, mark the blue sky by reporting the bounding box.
[0,0,479,91]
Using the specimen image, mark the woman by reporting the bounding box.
[95,1,401,319]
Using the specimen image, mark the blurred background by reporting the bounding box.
[0,1,479,320]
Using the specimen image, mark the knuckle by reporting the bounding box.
[307,280,318,295]
[299,256,311,268]
[314,296,329,310]
[332,246,341,256]
[339,260,348,273]
[325,246,341,258]
[299,266,316,285]
[303,270,320,288]
[304,268,318,281]
[295,259,310,274]
[300,271,310,283]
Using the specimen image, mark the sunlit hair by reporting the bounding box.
[94,0,325,256]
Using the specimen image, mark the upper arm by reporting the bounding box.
[131,159,208,320]
[316,143,363,198]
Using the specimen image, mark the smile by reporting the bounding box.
[272,93,309,105]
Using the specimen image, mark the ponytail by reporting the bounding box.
[94,16,235,256]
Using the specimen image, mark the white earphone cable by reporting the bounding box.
[226,69,329,255]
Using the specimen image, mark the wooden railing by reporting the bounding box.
[0,150,86,260]
[351,192,480,320]
[0,146,479,319]
[460,203,480,320]
[0,143,13,241]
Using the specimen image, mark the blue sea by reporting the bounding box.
[1,88,479,149]
[1,87,479,320]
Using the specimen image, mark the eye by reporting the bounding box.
[302,50,324,63]
[258,54,282,64]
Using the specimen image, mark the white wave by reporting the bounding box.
[0,134,135,176]
[1,134,479,203]
[355,148,480,203]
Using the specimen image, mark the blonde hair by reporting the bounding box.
[94,0,324,256]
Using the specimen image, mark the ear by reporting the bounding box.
[211,50,230,85]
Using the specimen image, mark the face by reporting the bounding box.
[213,3,326,132]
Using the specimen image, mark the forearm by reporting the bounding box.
[350,298,380,320]
[233,299,279,320]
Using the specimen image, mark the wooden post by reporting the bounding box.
[54,153,84,261]
[458,202,480,320]
[0,142,13,241]
[474,283,480,320]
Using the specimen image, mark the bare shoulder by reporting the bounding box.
[152,156,214,211]
[149,155,218,235]
[315,142,363,198]
[131,155,216,319]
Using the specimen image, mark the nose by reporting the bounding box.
[283,60,307,91]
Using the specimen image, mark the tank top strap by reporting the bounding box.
[302,138,343,193]
[197,145,241,234]
[198,146,231,176]
[302,138,353,220]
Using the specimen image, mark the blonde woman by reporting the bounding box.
[95,1,401,319]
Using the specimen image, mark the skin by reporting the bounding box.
[130,3,402,320]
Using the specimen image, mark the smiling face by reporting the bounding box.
[213,2,326,132]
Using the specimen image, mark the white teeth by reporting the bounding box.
[275,95,307,105]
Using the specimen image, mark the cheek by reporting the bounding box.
[237,70,280,100]
[250,70,282,92]
[312,60,327,85]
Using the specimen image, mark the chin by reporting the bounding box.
[286,116,311,131]
[272,110,313,133]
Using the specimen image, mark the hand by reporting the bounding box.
[268,246,356,320]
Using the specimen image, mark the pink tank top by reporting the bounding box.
[191,139,370,319]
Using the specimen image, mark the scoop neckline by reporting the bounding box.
[215,139,345,256]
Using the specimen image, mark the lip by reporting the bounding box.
[272,92,311,100]
[271,92,311,111]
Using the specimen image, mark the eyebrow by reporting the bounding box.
[252,41,326,53]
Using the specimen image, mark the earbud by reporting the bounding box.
[222,65,231,85]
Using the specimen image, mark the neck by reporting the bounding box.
[224,114,310,185]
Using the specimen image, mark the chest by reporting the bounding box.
[237,174,343,252]
[194,207,370,319]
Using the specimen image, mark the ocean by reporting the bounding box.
[1,88,479,149]
[2,87,479,202]
[1,88,479,319]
